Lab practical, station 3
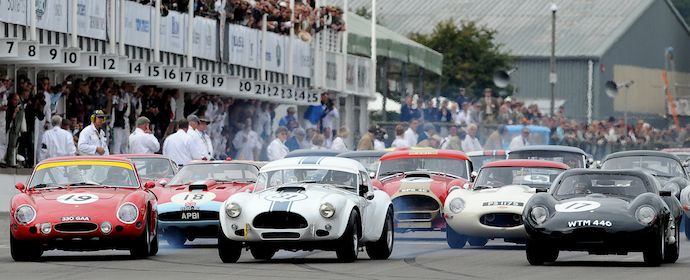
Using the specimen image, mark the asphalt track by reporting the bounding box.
[3,215,690,280]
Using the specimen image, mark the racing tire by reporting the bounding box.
[336,211,360,263]
[10,234,42,262]
[250,247,277,260]
[446,226,467,249]
[664,222,680,264]
[166,232,187,248]
[218,227,242,263]
[130,218,152,259]
[149,232,159,256]
[684,215,690,240]
[526,240,558,265]
[468,237,489,247]
[366,208,394,260]
[643,229,665,266]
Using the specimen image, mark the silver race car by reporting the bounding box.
[218,156,394,263]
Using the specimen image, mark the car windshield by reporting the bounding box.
[347,156,380,173]
[470,155,505,169]
[554,174,649,199]
[378,158,468,178]
[509,151,584,168]
[168,163,259,186]
[474,167,564,190]
[255,168,358,192]
[129,158,175,181]
[601,156,685,178]
[30,161,139,188]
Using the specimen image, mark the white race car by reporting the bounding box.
[444,160,568,248]
[218,156,394,263]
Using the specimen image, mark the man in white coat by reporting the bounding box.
[78,110,109,156]
[188,116,214,160]
[266,126,289,161]
[404,119,420,147]
[461,124,483,152]
[232,118,262,161]
[163,119,193,165]
[509,127,531,150]
[40,115,76,160]
[128,117,160,154]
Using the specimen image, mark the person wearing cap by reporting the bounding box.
[461,124,483,152]
[509,127,531,150]
[189,116,214,160]
[39,115,76,160]
[128,117,160,154]
[77,110,109,156]
[267,126,290,161]
[357,125,377,151]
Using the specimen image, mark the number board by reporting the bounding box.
[211,74,228,89]
[61,48,81,66]
[20,42,39,60]
[179,68,194,83]
[238,79,318,104]
[39,45,61,64]
[163,66,180,81]
[195,72,212,87]
[99,55,120,72]
[0,39,18,57]
[80,52,100,69]
[128,60,145,75]
[146,62,163,78]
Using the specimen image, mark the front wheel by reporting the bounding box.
[10,234,42,262]
[336,211,360,263]
[250,247,277,260]
[664,223,679,264]
[366,208,394,260]
[643,229,664,266]
[446,226,468,249]
[468,237,488,247]
[130,218,152,259]
[218,227,242,263]
[526,239,558,265]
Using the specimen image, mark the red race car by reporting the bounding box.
[119,154,179,185]
[9,156,159,261]
[375,149,472,232]
[152,160,264,247]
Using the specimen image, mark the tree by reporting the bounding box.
[672,0,690,24]
[410,20,511,99]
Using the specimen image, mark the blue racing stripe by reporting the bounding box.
[301,156,323,165]
[271,201,291,212]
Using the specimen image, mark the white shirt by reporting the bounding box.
[455,110,470,126]
[128,127,160,154]
[40,126,76,160]
[266,138,289,161]
[403,128,418,147]
[461,135,483,152]
[392,137,409,148]
[322,107,339,130]
[189,129,214,160]
[77,124,109,155]
[331,137,348,152]
[255,109,272,138]
[374,139,386,151]
[163,130,193,165]
[509,135,530,150]
[232,129,261,161]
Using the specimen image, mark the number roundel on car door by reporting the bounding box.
[170,192,217,204]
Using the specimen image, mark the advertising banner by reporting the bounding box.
[192,17,217,60]
[75,0,106,40]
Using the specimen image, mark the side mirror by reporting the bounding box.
[158,178,169,186]
[369,171,376,179]
[683,161,689,168]
[470,171,478,183]
[15,182,26,192]
[371,179,383,190]
[366,191,375,200]
[660,190,672,197]
[143,181,156,189]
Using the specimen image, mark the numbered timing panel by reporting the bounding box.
[238,79,319,104]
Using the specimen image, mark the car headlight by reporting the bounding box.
[15,205,36,224]
[319,203,335,218]
[226,203,241,218]
[635,205,656,225]
[448,198,465,214]
[530,206,549,225]
[117,203,139,224]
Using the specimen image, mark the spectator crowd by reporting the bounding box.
[133,0,345,37]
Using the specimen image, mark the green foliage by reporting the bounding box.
[410,20,511,99]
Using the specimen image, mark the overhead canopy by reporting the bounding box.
[346,13,443,75]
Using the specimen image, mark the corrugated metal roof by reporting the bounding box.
[341,0,655,58]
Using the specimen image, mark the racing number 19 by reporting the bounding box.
[61,195,93,202]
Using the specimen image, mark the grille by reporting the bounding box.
[392,195,440,212]
[479,213,523,227]
[253,212,308,229]
[396,213,432,220]
[158,211,219,221]
[54,222,98,233]
[262,232,300,239]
